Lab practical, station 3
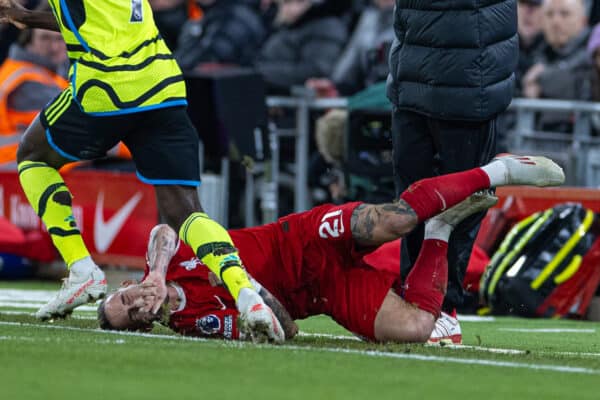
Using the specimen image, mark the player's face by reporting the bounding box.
[103,284,159,330]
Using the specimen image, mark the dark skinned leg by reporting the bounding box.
[159,184,259,303]
[154,184,203,231]
[16,115,92,268]
[16,115,71,167]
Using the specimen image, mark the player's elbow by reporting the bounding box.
[379,215,415,239]
[285,322,299,340]
[149,224,176,240]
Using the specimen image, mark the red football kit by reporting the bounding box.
[150,202,402,340]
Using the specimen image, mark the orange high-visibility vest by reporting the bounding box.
[0,135,19,167]
[187,0,203,20]
[0,58,68,136]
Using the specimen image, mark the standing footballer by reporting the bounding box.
[0,0,280,341]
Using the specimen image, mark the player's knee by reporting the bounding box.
[409,312,436,343]
[375,306,435,343]
[16,140,33,163]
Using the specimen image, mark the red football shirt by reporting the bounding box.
[154,202,400,339]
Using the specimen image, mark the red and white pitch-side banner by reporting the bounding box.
[0,170,158,269]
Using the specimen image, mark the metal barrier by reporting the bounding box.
[508,98,600,187]
[266,94,347,214]
[265,95,600,215]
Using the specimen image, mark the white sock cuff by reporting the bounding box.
[424,219,452,242]
[481,160,508,187]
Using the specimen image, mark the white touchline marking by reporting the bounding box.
[300,333,526,356]
[298,332,360,341]
[456,315,496,322]
[0,301,98,311]
[0,291,489,322]
[0,310,96,319]
[499,328,596,333]
[0,289,63,301]
[2,318,600,358]
[0,321,597,375]
[440,344,526,355]
[0,335,37,341]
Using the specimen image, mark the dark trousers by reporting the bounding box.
[392,108,498,311]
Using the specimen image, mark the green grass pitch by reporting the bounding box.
[1,280,600,400]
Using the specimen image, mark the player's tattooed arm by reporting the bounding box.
[258,286,298,340]
[143,224,179,313]
[146,224,178,278]
[0,0,59,31]
[350,200,418,247]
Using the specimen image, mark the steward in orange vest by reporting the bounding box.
[0,37,68,135]
[0,29,68,167]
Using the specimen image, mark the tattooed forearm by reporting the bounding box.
[147,224,178,276]
[259,287,298,339]
[351,201,418,247]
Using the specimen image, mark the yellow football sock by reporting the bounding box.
[179,212,253,300]
[18,161,89,268]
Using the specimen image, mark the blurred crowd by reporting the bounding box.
[3,0,600,132]
[3,0,600,198]
[4,0,600,123]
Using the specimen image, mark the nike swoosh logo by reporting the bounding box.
[434,189,447,211]
[94,191,143,253]
[213,295,227,310]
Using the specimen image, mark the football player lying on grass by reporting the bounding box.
[98,155,564,343]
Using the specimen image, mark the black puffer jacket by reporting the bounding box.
[174,0,268,72]
[387,0,518,121]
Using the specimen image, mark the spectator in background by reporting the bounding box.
[495,0,545,150]
[174,0,270,72]
[584,25,600,132]
[523,0,590,99]
[522,0,590,131]
[306,0,394,97]
[516,0,546,95]
[0,28,67,167]
[310,109,348,204]
[584,25,600,99]
[254,0,348,94]
[149,0,188,51]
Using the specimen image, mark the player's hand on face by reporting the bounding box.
[141,271,168,314]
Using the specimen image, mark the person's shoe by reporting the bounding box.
[35,257,107,321]
[431,191,498,228]
[237,288,285,344]
[494,154,565,187]
[428,312,462,345]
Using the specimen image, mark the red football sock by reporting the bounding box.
[399,168,490,222]
[403,239,448,318]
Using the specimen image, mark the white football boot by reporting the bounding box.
[493,154,565,187]
[428,312,462,345]
[237,288,285,343]
[36,256,107,320]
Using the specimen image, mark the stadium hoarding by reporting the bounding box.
[0,170,158,269]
